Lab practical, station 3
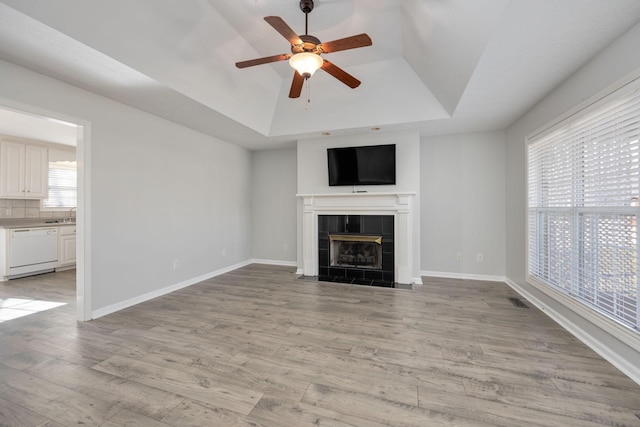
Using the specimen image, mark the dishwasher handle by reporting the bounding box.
[12,228,58,237]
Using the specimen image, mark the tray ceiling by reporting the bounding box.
[1,0,640,149]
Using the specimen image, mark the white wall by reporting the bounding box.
[0,59,252,316]
[507,21,640,283]
[251,147,297,264]
[505,22,640,383]
[297,131,421,195]
[296,130,421,282]
[421,131,506,279]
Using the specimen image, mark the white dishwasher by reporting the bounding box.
[9,227,59,278]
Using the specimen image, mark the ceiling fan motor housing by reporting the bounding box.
[292,35,322,54]
[300,0,314,14]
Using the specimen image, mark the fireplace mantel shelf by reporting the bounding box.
[296,192,416,198]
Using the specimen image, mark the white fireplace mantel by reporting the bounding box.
[297,192,417,285]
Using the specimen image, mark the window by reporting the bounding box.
[527,83,640,333]
[42,151,76,209]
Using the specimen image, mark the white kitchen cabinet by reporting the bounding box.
[57,225,76,269]
[0,140,48,199]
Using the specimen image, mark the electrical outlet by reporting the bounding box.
[476,253,484,262]
[283,243,288,251]
[5,208,11,216]
[456,252,462,260]
[172,260,179,270]
[222,249,227,257]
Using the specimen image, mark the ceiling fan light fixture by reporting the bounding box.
[236,3,371,99]
[289,52,323,78]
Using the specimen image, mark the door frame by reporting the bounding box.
[0,98,92,321]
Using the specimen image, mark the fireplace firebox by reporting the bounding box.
[330,235,382,269]
[318,214,394,287]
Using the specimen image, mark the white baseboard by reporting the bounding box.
[505,278,640,386]
[91,260,252,319]
[421,270,506,283]
[250,259,298,268]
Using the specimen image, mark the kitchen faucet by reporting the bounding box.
[67,207,76,222]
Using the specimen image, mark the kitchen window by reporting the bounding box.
[527,80,640,333]
[42,149,76,209]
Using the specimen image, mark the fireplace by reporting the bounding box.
[318,214,394,287]
[297,192,419,286]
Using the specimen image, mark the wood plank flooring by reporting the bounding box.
[1,264,640,426]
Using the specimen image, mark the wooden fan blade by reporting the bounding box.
[321,60,361,88]
[236,53,291,68]
[264,16,302,46]
[319,33,372,54]
[289,71,304,98]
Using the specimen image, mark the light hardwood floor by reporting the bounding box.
[1,264,640,426]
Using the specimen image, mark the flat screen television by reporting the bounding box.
[327,144,396,186]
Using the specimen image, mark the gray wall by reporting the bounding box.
[505,22,640,381]
[421,131,506,278]
[0,59,252,315]
[251,147,297,263]
[253,129,508,281]
[506,21,640,284]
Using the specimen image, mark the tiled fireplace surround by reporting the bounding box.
[298,192,416,286]
[318,214,395,286]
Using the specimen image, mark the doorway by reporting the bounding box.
[0,102,90,321]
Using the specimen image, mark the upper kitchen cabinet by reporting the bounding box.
[0,138,48,199]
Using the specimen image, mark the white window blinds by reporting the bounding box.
[528,85,640,332]
[43,160,77,209]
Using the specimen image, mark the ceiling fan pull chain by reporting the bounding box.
[305,77,311,109]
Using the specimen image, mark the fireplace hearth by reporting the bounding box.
[318,214,394,287]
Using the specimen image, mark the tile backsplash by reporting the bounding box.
[0,199,73,219]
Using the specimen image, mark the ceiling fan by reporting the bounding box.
[236,0,372,98]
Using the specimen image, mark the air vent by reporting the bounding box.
[508,297,529,308]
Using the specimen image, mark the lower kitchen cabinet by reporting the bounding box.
[57,225,76,269]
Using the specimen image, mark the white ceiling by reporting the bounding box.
[1,0,640,150]
[0,108,78,146]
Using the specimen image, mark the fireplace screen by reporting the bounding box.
[329,234,383,269]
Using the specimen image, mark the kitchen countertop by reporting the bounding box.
[0,218,76,229]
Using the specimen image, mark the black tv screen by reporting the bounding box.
[327,144,396,186]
